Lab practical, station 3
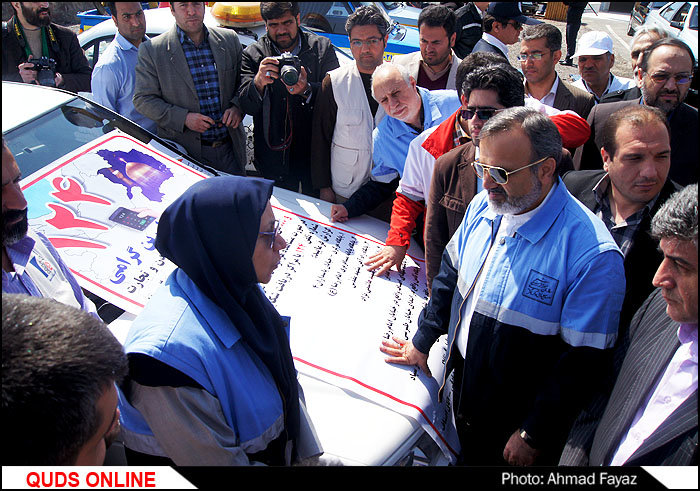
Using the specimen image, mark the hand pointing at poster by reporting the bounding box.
[380,336,431,378]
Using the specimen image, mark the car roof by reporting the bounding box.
[2,82,77,133]
[78,6,261,45]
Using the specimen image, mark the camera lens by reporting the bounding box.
[279,65,299,86]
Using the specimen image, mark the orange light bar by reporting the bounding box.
[211,2,264,27]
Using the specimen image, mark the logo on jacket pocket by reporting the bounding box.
[522,269,558,305]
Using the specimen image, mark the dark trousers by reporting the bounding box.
[565,7,586,59]
[201,139,245,176]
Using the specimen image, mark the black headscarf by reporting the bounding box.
[155,176,300,447]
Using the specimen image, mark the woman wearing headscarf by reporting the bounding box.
[117,176,322,465]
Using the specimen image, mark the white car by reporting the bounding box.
[2,80,455,469]
[642,1,698,62]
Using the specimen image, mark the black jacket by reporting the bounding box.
[2,16,92,93]
[574,98,698,186]
[238,30,339,181]
[563,169,681,331]
[453,3,483,59]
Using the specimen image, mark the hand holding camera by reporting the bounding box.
[254,54,309,97]
[18,56,59,87]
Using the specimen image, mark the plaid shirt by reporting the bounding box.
[592,174,659,257]
[178,26,228,143]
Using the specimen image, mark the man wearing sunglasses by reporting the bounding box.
[471,2,539,64]
[519,23,594,119]
[381,107,625,466]
[575,38,698,187]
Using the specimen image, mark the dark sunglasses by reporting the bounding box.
[472,156,549,184]
[460,108,503,121]
[258,220,280,249]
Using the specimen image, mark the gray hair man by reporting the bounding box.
[381,107,625,466]
[561,183,697,466]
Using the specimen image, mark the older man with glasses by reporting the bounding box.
[381,106,625,466]
[575,38,698,186]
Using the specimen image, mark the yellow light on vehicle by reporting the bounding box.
[211,2,264,27]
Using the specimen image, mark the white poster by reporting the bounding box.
[265,203,460,462]
[21,130,208,315]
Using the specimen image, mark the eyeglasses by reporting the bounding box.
[517,51,551,61]
[645,71,693,85]
[258,220,280,249]
[460,107,503,121]
[506,20,522,30]
[349,37,383,48]
[472,156,549,184]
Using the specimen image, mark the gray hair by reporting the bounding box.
[630,25,666,49]
[519,23,562,51]
[371,62,412,100]
[479,106,562,170]
[651,184,698,248]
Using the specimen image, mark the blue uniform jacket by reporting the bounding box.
[413,179,626,454]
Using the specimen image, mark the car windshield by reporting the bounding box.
[690,6,698,29]
[4,97,153,178]
[380,2,402,10]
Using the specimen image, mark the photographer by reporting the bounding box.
[238,2,339,196]
[2,2,92,92]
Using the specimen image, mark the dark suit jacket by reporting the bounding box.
[133,25,246,168]
[552,76,595,119]
[561,289,698,466]
[573,98,699,186]
[563,170,681,330]
[472,38,509,63]
[2,16,92,93]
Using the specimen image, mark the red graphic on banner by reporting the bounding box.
[45,203,109,231]
[50,177,111,205]
[48,237,107,249]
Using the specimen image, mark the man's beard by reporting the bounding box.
[21,4,51,27]
[272,29,299,50]
[2,208,29,247]
[487,172,543,215]
[641,80,685,114]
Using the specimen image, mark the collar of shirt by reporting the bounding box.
[115,31,148,52]
[453,113,471,146]
[592,173,659,222]
[482,32,508,58]
[3,234,36,277]
[525,74,559,104]
[177,24,209,46]
[678,323,698,359]
[420,52,453,80]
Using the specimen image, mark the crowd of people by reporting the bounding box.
[2,2,697,468]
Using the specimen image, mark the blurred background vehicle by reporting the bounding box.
[627,1,669,35]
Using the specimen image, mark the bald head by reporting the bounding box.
[371,63,422,127]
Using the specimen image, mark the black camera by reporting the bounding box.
[273,52,302,86]
[29,56,57,87]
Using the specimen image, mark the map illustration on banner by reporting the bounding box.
[264,206,460,461]
[21,131,209,314]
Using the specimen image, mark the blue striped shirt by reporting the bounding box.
[177,26,228,142]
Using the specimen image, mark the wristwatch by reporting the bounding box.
[519,429,537,448]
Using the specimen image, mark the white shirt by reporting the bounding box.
[481,32,509,59]
[572,73,635,103]
[610,323,698,465]
[525,75,560,109]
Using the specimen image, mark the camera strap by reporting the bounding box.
[262,86,293,152]
[13,17,49,60]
